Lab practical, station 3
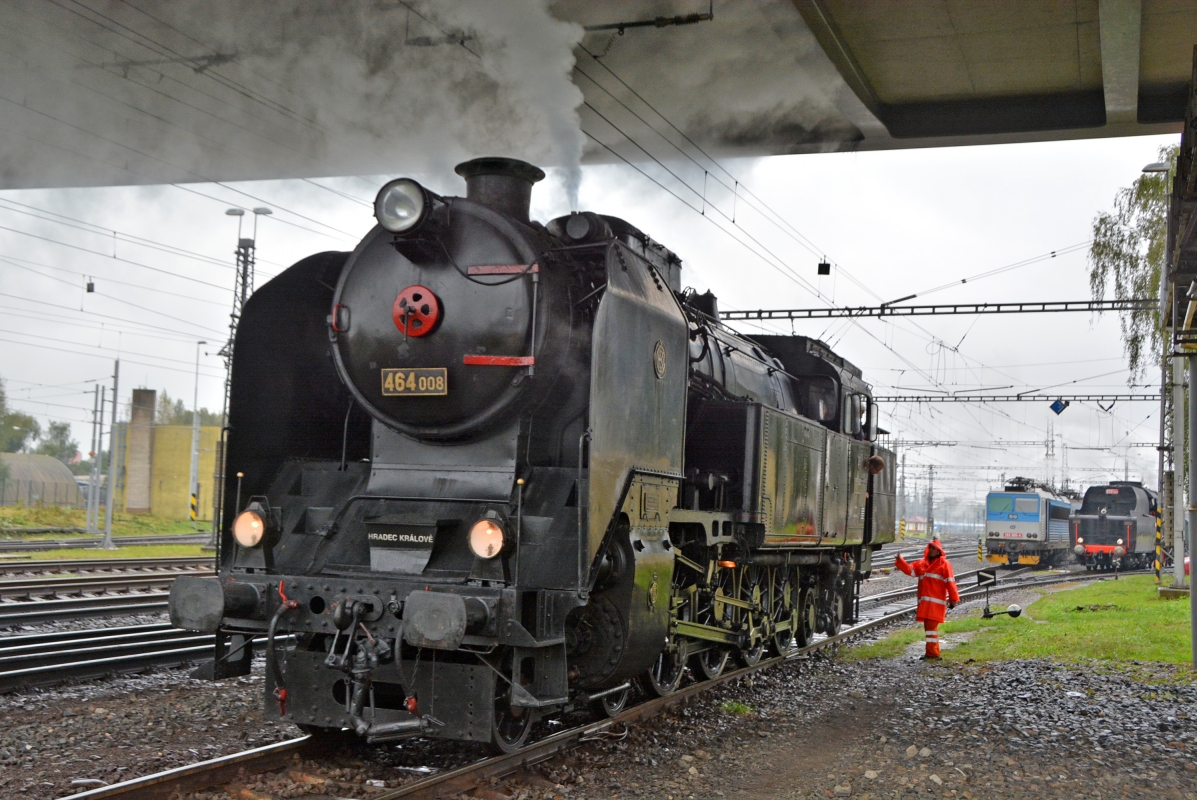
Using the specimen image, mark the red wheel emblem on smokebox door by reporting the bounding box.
[392,285,440,337]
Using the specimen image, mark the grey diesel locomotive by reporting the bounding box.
[169,158,896,752]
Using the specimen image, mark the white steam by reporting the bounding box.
[0,1,586,206]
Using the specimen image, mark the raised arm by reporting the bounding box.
[893,553,914,577]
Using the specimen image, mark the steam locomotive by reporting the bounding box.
[1071,481,1158,570]
[169,158,896,751]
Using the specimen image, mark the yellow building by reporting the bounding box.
[110,389,225,521]
[148,425,223,521]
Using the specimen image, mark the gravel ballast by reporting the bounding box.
[0,578,1192,799]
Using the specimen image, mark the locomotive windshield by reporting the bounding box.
[1014,498,1039,514]
[986,493,1040,520]
[1080,486,1137,515]
[802,377,837,423]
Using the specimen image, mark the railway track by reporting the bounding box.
[0,534,211,553]
[0,557,214,626]
[0,556,213,577]
[0,623,214,692]
[59,567,1110,800]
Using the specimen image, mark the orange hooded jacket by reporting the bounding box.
[893,539,960,623]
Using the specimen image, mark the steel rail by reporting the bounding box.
[0,621,175,647]
[0,624,192,658]
[0,556,213,577]
[0,642,214,693]
[0,534,211,553]
[59,568,1113,800]
[0,592,169,626]
[0,629,289,694]
[0,573,206,599]
[0,631,210,675]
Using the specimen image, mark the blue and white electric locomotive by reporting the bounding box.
[985,477,1072,567]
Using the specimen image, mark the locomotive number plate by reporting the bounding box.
[381,368,447,396]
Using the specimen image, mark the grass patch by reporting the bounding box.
[0,544,208,561]
[0,505,197,537]
[718,700,754,717]
[846,575,1192,665]
[842,627,923,660]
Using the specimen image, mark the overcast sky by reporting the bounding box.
[0,131,1178,501]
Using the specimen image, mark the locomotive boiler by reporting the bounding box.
[169,157,896,751]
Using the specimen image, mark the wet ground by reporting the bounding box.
[2,567,1192,799]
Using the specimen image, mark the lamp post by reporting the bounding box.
[189,340,207,529]
[1144,161,1185,588]
[209,207,272,551]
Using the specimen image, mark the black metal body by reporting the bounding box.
[1070,482,1158,570]
[169,159,895,748]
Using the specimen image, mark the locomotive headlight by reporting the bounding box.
[1076,537,1083,543]
[1117,538,1124,545]
[374,178,428,233]
[468,519,505,559]
[233,510,265,548]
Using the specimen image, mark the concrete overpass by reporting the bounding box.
[0,1,1192,190]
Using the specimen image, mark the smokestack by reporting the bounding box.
[454,157,545,223]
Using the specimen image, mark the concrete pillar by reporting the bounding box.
[124,389,156,514]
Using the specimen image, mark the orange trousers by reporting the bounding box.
[923,621,940,658]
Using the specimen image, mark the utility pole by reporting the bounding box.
[209,207,271,549]
[1174,356,1187,588]
[86,385,99,533]
[189,340,207,529]
[1188,356,1197,665]
[1045,422,1055,489]
[102,359,119,550]
[898,451,907,527]
[1061,441,1069,493]
[926,465,935,538]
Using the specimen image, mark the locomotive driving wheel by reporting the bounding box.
[769,566,799,655]
[644,567,687,696]
[690,563,731,679]
[491,653,534,753]
[734,566,766,667]
[643,645,685,696]
[594,685,632,717]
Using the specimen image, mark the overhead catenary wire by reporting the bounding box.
[0,254,230,309]
[0,265,226,338]
[0,290,224,340]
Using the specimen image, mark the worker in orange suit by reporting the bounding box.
[893,536,959,659]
